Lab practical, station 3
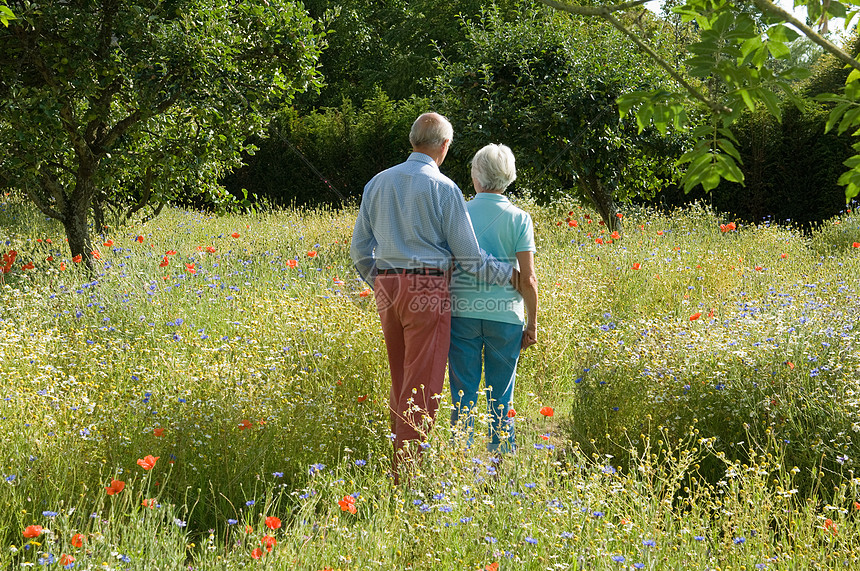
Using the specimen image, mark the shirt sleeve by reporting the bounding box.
[350,198,378,288]
[441,186,513,286]
[516,213,537,253]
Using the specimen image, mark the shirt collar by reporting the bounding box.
[408,152,438,168]
[472,192,509,203]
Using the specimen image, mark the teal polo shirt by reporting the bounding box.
[450,193,536,325]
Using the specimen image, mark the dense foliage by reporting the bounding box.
[224,90,428,206]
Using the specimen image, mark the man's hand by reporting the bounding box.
[521,324,537,350]
[510,267,520,291]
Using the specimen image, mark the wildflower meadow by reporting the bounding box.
[1,194,860,570]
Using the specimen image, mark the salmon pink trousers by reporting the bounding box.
[374,273,450,466]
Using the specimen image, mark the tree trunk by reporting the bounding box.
[577,173,622,233]
[62,194,95,273]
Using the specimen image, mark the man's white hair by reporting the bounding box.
[471,144,516,192]
[409,113,454,149]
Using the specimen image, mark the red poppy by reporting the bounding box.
[205,246,216,254]
[610,231,620,240]
[142,498,157,509]
[185,263,196,274]
[595,238,603,245]
[60,262,66,271]
[23,525,43,538]
[853,242,860,248]
[540,434,550,440]
[287,259,298,268]
[307,251,318,257]
[598,220,605,225]
[59,554,75,567]
[568,220,578,227]
[137,455,159,470]
[251,548,263,560]
[103,239,114,247]
[854,501,860,511]
[656,230,664,236]
[165,250,177,256]
[70,533,84,548]
[239,419,253,430]
[21,261,34,270]
[507,408,516,418]
[690,312,701,321]
[486,563,500,571]
[105,479,125,495]
[824,518,837,534]
[632,263,641,270]
[46,255,54,262]
[261,535,277,552]
[159,257,169,268]
[135,235,144,243]
[357,394,369,403]
[780,253,787,258]
[231,232,240,238]
[359,289,371,297]
[539,406,554,417]
[265,516,282,530]
[556,221,562,226]
[338,495,357,514]
[1,250,15,274]
[91,250,101,260]
[153,427,165,437]
[755,265,763,271]
[787,361,795,369]
[72,255,82,264]
[708,309,715,318]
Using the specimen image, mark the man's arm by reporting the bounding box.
[350,203,378,288]
[516,250,538,349]
[442,191,513,286]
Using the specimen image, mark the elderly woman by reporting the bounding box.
[448,143,538,453]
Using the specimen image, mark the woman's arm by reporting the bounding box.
[516,250,538,349]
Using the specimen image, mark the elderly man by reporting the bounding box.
[350,112,518,481]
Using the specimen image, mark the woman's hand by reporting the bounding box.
[521,325,537,349]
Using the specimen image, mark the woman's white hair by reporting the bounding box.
[471,143,516,192]
[409,113,454,149]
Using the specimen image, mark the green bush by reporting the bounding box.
[223,90,429,206]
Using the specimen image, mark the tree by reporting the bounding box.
[539,0,860,204]
[433,6,686,230]
[0,1,322,267]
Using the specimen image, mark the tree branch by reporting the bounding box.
[125,165,154,220]
[97,91,180,151]
[538,0,732,115]
[26,180,64,221]
[538,0,654,17]
[749,0,860,71]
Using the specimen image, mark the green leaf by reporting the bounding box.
[766,40,791,60]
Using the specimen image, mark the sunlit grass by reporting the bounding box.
[0,195,859,569]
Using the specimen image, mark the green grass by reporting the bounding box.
[1,195,859,569]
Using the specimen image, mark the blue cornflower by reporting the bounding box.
[611,554,625,563]
[525,537,538,545]
[485,536,497,544]
[42,511,58,517]
[38,553,55,565]
[694,536,705,541]
[245,500,255,507]
[593,511,605,518]
[734,537,745,544]
[355,459,367,467]
[643,539,656,547]
[227,519,238,525]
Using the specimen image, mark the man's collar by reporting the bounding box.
[473,192,509,202]
[408,152,438,168]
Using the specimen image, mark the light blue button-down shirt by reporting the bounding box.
[350,152,513,288]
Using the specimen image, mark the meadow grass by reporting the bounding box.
[0,195,859,570]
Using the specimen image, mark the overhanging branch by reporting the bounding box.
[749,0,860,71]
[538,0,732,115]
